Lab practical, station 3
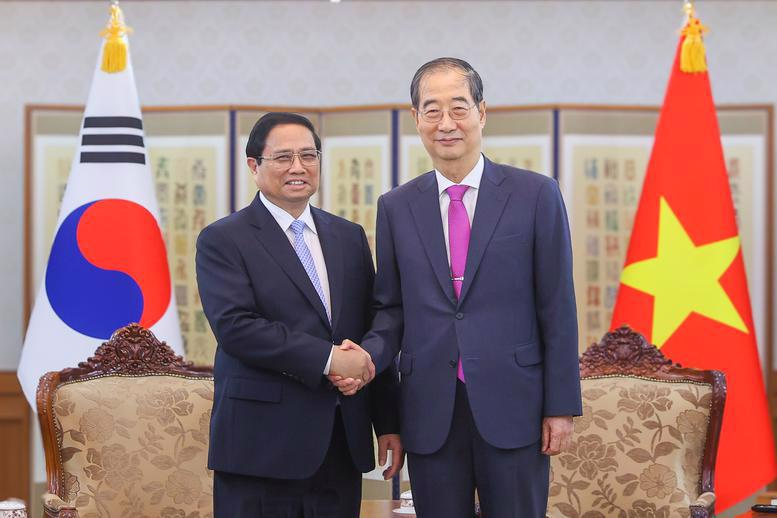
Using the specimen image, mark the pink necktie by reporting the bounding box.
[447,184,470,383]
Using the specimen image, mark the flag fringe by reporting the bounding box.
[99,4,131,73]
[680,2,708,73]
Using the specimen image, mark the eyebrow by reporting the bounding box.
[421,96,471,109]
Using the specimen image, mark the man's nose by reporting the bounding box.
[437,111,457,131]
[288,154,306,172]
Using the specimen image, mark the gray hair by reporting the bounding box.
[410,57,484,109]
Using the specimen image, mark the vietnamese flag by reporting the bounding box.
[610,8,776,512]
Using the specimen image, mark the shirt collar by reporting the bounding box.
[435,153,484,197]
[259,192,318,235]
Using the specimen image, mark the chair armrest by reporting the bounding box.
[42,493,78,518]
[689,491,716,517]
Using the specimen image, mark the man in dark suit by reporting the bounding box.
[196,112,402,518]
[348,58,581,518]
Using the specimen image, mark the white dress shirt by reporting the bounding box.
[259,192,334,374]
[435,154,484,266]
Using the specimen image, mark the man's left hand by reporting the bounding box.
[541,416,573,456]
[377,433,404,480]
[327,375,362,396]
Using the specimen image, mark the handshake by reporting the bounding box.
[327,339,375,396]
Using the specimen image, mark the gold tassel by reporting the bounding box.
[680,1,709,73]
[99,3,132,73]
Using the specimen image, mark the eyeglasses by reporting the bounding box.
[419,103,479,123]
[258,149,321,168]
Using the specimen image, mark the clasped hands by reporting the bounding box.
[327,339,374,396]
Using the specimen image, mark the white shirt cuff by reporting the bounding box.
[323,346,335,375]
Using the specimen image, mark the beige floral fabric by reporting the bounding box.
[51,375,214,518]
[547,376,712,518]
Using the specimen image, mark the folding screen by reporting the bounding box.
[26,104,773,371]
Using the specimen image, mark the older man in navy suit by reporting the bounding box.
[196,112,402,518]
[335,58,581,518]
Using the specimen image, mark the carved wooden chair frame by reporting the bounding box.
[579,326,726,518]
[35,324,213,518]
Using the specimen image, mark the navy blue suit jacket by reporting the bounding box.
[196,195,399,479]
[362,157,581,455]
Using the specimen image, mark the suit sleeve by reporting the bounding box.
[358,226,400,436]
[361,195,404,374]
[195,224,332,390]
[370,360,400,436]
[534,179,583,417]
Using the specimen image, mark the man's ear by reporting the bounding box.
[247,157,258,172]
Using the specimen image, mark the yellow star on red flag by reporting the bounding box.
[619,197,747,347]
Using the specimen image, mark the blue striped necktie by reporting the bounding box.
[290,220,331,322]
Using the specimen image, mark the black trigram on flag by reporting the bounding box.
[80,116,146,164]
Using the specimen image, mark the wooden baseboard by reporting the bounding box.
[0,372,31,504]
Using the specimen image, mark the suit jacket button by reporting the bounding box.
[455,312,464,320]
[449,360,457,368]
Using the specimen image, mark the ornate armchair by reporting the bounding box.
[36,324,214,518]
[547,326,725,518]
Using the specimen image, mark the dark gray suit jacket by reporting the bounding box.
[196,195,399,479]
[362,157,581,454]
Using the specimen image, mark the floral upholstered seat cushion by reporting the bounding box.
[547,376,712,518]
[51,375,214,518]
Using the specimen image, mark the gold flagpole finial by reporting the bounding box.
[683,0,695,19]
[99,1,132,73]
[680,1,709,73]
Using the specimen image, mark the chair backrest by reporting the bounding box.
[547,326,725,518]
[37,324,214,518]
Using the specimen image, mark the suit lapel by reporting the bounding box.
[247,196,332,331]
[410,173,457,303]
[312,208,343,333]
[458,159,509,306]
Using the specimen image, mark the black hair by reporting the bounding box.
[410,57,484,109]
[245,112,321,164]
